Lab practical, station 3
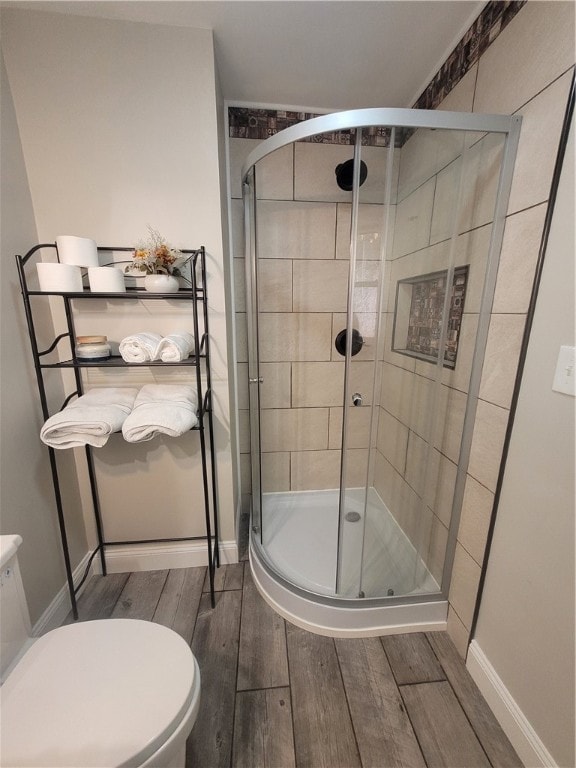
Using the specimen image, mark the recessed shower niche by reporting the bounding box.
[241,108,521,635]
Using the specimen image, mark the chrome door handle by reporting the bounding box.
[249,377,264,383]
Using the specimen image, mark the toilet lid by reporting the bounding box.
[0,619,198,767]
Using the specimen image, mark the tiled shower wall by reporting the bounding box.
[228,1,575,657]
[230,140,389,502]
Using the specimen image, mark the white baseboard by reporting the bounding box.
[32,551,95,636]
[93,539,238,574]
[32,540,238,636]
[467,640,557,768]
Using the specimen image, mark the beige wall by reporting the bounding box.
[0,50,87,624]
[1,9,236,605]
[472,114,574,768]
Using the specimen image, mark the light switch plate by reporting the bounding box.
[552,345,576,396]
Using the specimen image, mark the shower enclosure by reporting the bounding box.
[242,108,520,634]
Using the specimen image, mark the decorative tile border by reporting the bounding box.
[228,107,397,146]
[228,1,527,145]
[413,0,527,110]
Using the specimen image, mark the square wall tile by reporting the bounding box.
[233,257,246,312]
[328,407,373,450]
[254,143,294,200]
[238,409,251,454]
[376,408,409,475]
[235,312,248,363]
[427,515,449,585]
[293,260,349,312]
[259,362,291,409]
[292,362,344,407]
[291,449,340,491]
[380,362,416,427]
[448,542,482,630]
[229,138,259,199]
[258,313,332,362]
[236,362,249,409]
[230,198,245,259]
[240,453,252,495]
[256,200,336,260]
[479,314,525,409]
[336,203,389,260]
[446,605,470,659]
[507,71,573,215]
[331,313,378,361]
[398,128,465,203]
[295,143,391,204]
[392,177,435,258]
[468,399,509,492]
[458,474,494,566]
[258,259,292,312]
[262,452,290,493]
[260,407,329,452]
[493,203,547,314]
[474,0,575,116]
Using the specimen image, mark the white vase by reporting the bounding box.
[144,274,180,293]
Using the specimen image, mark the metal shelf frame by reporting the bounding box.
[16,243,220,617]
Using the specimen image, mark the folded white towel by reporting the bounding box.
[119,332,162,363]
[40,388,139,449]
[122,384,199,443]
[157,331,195,363]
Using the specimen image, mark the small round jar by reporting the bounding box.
[75,335,111,362]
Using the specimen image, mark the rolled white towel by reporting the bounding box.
[41,388,139,449]
[157,331,195,363]
[122,384,199,443]
[119,332,162,363]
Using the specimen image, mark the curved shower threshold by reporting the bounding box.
[250,543,448,637]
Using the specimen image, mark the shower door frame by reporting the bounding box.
[242,107,522,610]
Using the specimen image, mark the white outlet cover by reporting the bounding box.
[552,345,576,396]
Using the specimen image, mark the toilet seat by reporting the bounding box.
[0,619,200,768]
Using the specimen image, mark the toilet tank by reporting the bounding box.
[0,535,32,681]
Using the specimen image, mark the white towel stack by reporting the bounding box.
[40,388,139,449]
[119,333,162,363]
[156,331,195,362]
[122,384,199,443]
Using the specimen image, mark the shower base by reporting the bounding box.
[250,487,448,637]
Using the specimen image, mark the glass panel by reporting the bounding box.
[337,128,395,597]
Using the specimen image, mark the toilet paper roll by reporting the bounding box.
[56,235,99,267]
[88,266,126,293]
[37,263,83,293]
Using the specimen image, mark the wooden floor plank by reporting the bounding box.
[187,590,242,768]
[62,572,130,624]
[232,688,296,768]
[426,632,523,767]
[203,562,245,592]
[382,632,446,685]
[287,625,361,768]
[336,637,426,768]
[153,567,205,644]
[401,681,491,767]
[110,570,168,620]
[237,568,289,691]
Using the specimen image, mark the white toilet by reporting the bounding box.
[0,535,201,768]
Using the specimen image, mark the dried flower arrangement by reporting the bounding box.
[127,227,189,276]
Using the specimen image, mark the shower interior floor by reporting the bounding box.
[261,487,439,599]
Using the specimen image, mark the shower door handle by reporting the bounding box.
[249,377,264,383]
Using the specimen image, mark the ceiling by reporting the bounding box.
[4,1,485,110]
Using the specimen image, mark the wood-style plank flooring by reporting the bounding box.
[66,563,523,768]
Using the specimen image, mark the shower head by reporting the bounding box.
[335,159,368,191]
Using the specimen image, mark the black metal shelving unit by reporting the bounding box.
[16,244,220,618]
